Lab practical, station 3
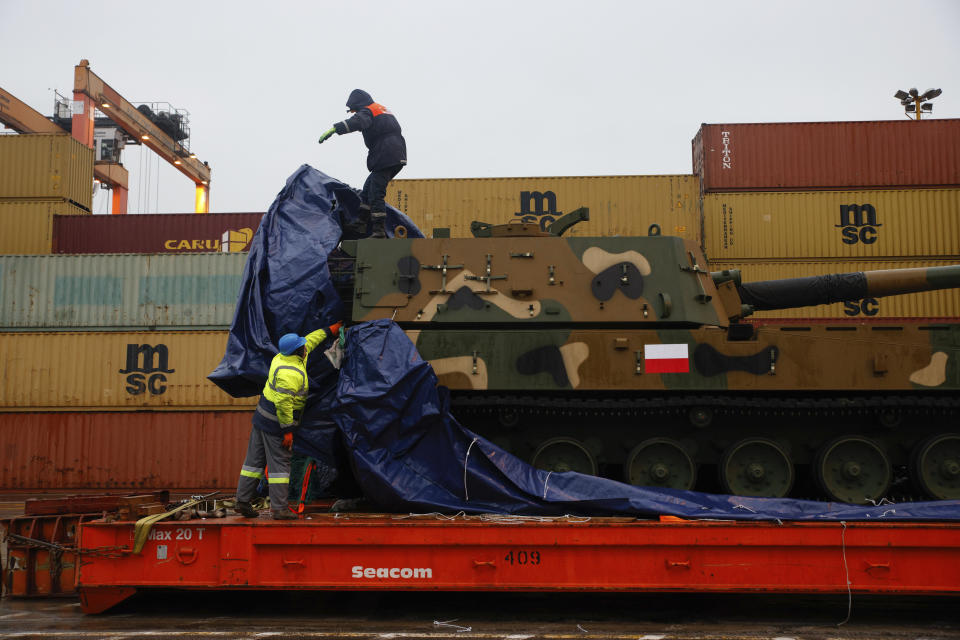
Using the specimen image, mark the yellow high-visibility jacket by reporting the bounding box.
[259,328,330,428]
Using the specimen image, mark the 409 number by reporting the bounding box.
[504,549,541,566]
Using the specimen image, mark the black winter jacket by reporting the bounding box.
[333,89,407,172]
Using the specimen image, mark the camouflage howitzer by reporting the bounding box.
[337,209,960,504]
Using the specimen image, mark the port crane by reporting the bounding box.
[0,60,211,213]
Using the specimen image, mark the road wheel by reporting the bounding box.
[531,437,598,476]
[911,434,960,500]
[719,438,794,498]
[815,436,891,504]
[624,438,696,490]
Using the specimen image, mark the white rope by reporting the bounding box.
[392,511,468,521]
[542,471,553,499]
[837,520,852,626]
[434,619,472,633]
[463,437,478,501]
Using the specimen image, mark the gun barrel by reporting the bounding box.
[737,265,960,312]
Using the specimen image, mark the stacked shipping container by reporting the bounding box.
[0,216,264,491]
[52,213,264,253]
[692,120,960,319]
[0,135,93,253]
[0,135,263,491]
[0,252,257,490]
[387,175,701,242]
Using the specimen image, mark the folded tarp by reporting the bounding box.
[331,319,960,522]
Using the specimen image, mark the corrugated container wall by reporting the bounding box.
[0,253,246,329]
[0,200,90,254]
[693,120,960,193]
[53,212,264,254]
[703,189,960,260]
[0,411,249,490]
[0,331,253,410]
[712,259,960,319]
[0,134,94,209]
[387,176,700,242]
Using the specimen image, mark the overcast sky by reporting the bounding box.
[2,0,959,214]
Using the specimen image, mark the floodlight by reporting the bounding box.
[894,90,910,100]
[909,88,919,97]
[921,103,933,112]
[905,104,916,112]
[921,88,942,100]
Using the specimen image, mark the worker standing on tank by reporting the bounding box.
[234,321,343,520]
[318,89,407,238]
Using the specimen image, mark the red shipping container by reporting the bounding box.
[0,411,251,490]
[52,212,264,254]
[693,120,960,193]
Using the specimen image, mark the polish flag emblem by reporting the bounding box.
[645,343,689,374]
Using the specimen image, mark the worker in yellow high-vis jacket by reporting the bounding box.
[235,321,343,519]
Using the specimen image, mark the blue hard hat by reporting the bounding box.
[278,333,306,355]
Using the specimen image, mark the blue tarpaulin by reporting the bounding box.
[208,165,423,467]
[332,319,960,521]
[212,165,960,521]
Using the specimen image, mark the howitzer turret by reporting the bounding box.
[339,213,960,505]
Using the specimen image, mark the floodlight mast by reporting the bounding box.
[894,87,942,120]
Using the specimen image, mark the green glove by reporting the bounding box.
[318,127,335,144]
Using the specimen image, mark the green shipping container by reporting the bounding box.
[0,253,246,329]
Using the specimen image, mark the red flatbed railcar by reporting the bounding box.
[76,513,960,614]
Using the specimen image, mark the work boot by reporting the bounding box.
[370,212,387,238]
[234,501,259,518]
[272,509,297,520]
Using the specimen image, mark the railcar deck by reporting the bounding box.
[75,512,960,614]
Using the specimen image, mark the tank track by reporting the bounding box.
[450,391,960,503]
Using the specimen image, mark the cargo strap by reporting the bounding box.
[294,460,317,514]
[132,491,219,554]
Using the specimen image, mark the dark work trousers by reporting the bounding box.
[361,164,404,213]
[236,424,291,513]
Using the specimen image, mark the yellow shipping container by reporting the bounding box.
[387,175,700,242]
[712,259,960,319]
[0,331,254,411]
[0,134,94,209]
[703,189,960,260]
[0,200,91,254]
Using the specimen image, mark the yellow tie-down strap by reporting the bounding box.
[132,492,219,554]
